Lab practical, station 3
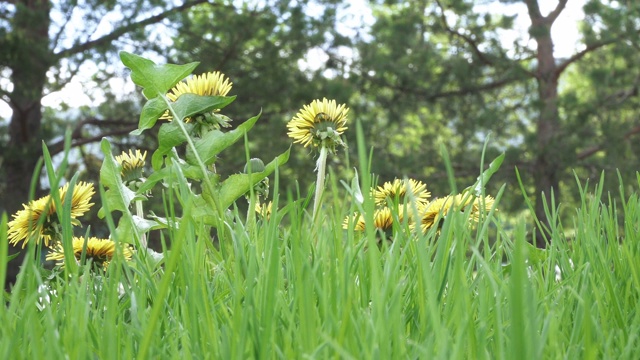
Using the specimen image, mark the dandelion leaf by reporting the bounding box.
[185,112,261,166]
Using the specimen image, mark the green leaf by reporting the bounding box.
[151,121,195,170]
[138,160,206,194]
[99,139,139,244]
[172,94,236,121]
[132,97,168,136]
[119,51,198,99]
[133,215,168,232]
[464,152,505,196]
[525,241,547,265]
[218,148,290,210]
[186,112,261,166]
[191,195,220,225]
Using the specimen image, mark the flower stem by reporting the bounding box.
[313,146,329,218]
[246,195,257,234]
[135,200,147,249]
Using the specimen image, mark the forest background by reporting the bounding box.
[1,0,639,284]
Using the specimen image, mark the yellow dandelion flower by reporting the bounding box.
[7,182,95,248]
[115,149,147,181]
[287,98,349,151]
[373,178,431,207]
[416,194,471,233]
[57,182,95,219]
[468,195,497,223]
[159,71,233,122]
[46,236,133,269]
[7,197,51,247]
[255,201,273,219]
[343,207,404,232]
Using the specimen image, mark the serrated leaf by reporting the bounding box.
[218,148,290,209]
[172,94,236,121]
[100,139,136,210]
[113,219,137,244]
[186,112,261,165]
[119,51,198,99]
[151,121,195,170]
[191,195,220,225]
[133,215,167,232]
[137,161,205,194]
[133,97,168,135]
[99,139,139,244]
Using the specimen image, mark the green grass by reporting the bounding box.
[2,155,640,359]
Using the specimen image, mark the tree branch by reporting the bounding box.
[393,76,527,101]
[50,2,77,51]
[48,118,138,155]
[53,0,210,60]
[0,87,14,106]
[547,0,568,24]
[523,0,543,22]
[555,38,619,76]
[576,124,640,161]
[434,0,494,66]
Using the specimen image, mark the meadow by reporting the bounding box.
[1,53,639,359]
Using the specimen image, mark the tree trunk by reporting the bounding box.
[528,2,564,248]
[2,0,52,290]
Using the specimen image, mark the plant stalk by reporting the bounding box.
[313,146,329,218]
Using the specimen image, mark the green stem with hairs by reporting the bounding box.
[135,199,147,249]
[313,146,329,218]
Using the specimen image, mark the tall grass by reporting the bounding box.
[2,155,640,359]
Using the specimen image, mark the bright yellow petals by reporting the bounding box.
[415,193,497,233]
[7,197,52,248]
[343,207,403,232]
[287,98,349,151]
[160,71,233,121]
[115,149,147,181]
[417,194,470,233]
[373,178,431,207]
[46,236,133,269]
[468,195,497,223]
[255,201,273,219]
[7,182,95,248]
[167,72,232,101]
[57,182,95,219]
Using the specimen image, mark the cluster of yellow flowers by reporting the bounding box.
[7,182,96,248]
[6,66,498,269]
[46,236,133,269]
[280,92,498,236]
[343,177,496,238]
[6,162,139,269]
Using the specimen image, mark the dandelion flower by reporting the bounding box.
[416,194,471,233]
[468,195,497,223]
[46,236,133,269]
[115,149,147,181]
[57,182,95,220]
[160,71,233,122]
[373,178,431,207]
[255,201,273,219]
[8,182,95,248]
[343,207,404,232]
[7,197,51,247]
[287,98,349,151]
[288,98,349,217]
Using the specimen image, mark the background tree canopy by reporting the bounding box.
[1,0,639,253]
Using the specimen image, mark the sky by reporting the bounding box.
[0,0,587,121]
